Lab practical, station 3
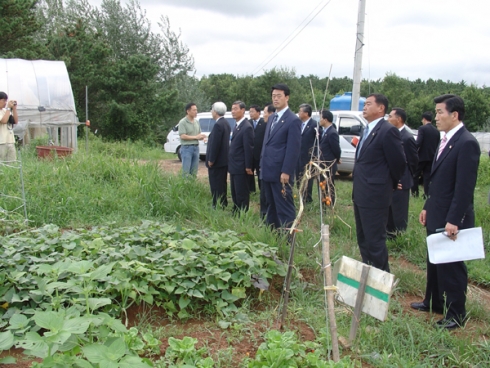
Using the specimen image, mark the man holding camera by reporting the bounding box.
[0,92,18,162]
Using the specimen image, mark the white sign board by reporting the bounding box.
[333,256,395,321]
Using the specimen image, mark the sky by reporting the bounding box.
[88,0,490,86]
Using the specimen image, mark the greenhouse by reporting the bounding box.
[0,58,79,149]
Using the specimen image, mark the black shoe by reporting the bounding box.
[435,318,462,330]
[410,302,443,314]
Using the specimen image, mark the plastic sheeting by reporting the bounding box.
[0,58,79,146]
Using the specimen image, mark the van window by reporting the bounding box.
[199,118,216,132]
[338,117,362,136]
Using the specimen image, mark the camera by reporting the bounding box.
[13,102,17,106]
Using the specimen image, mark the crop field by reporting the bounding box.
[1,137,489,367]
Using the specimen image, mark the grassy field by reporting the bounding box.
[1,137,489,367]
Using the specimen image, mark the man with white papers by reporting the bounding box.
[412,94,480,330]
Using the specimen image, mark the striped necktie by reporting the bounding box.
[436,134,448,160]
[269,114,278,134]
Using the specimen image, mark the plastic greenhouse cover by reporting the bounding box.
[0,58,79,136]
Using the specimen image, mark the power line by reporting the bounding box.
[251,0,334,76]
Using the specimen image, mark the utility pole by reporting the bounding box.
[351,0,366,111]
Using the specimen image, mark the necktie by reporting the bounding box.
[254,120,257,129]
[270,114,278,134]
[436,134,448,160]
[357,126,370,156]
[301,122,306,133]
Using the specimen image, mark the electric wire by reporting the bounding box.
[251,0,334,76]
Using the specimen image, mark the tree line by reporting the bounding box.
[2,0,490,145]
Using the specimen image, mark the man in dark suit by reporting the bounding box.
[228,101,254,213]
[295,104,319,203]
[206,102,231,209]
[412,111,440,198]
[411,94,480,330]
[352,94,406,272]
[249,104,265,194]
[260,84,301,230]
[318,109,341,206]
[387,107,418,237]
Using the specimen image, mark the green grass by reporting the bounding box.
[1,139,490,367]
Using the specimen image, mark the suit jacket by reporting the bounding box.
[399,126,418,189]
[319,125,341,172]
[296,117,319,175]
[352,118,406,208]
[260,108,301,183]
[228,119,254,175]
[205,117,231,168]
[252,117,267,162]
[424,126,480,232]
[416,123,440,162]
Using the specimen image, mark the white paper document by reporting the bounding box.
[427,227,485,264]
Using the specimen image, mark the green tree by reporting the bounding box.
[0,0,49,58]
[460,85,490,132]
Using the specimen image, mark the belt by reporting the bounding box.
[184,144,198,146]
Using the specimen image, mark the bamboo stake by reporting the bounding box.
[321,224,339,362]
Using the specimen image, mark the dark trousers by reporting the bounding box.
[412,160,432,197]
[230,173,250,213]
[354,203,390,272]
[387,188,410,234]
[208,166,228,208]
[297,174,314,203]
[263,180,296,230]
[423,229,467,323]
[323,163,337,206]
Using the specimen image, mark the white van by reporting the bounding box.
[164,112,248,161]
[311,110,368,175]
[164,110,369,174]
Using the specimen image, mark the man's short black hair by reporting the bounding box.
[367,93,389,114]
[265,103,276,113]
[232,101,246,110]
[271,83,290,96]
[249,104,261,113]
[185,102,196,113]
[299,103,312,117]
[422,111,433,122]
[321,109,333,123]
[434,94,465,121]
[0,92,8,100]
[391,107,407,123]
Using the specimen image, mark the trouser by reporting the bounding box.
[387,188,410,234]
[423,229,467,323]
[354,203,390,272]
[263,180,296,230]
[230,173,250,213]
[208,166,228,208]
[412,160,432,197]
[0,143,16,162]
[180,145,199,177]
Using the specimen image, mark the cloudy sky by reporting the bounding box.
[89,0,489,86]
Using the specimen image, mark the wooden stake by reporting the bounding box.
[321,224,339,362]
[348,264,370,346]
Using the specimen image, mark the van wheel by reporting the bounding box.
[200,155,206,162]
[338,171,351,177]
[177,146,182,161]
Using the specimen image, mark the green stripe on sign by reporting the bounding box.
[337,273,389,302]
